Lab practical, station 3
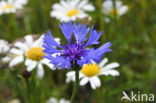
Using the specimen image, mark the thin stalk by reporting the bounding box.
[70,68,79,103]
[25,79,30,103]
[112,0,120,39]
[96,0,104,30]
[112,0,117,22]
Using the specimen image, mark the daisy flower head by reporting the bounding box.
[103,0,128,20]
[0,0,28,15]
[50,0,95,22]
[66,58,120,89]
[9,35,60,78]
[47,97,70,103]
[0,39,10,54]
[43,21,112,70]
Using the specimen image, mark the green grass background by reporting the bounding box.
[0,0,156,103]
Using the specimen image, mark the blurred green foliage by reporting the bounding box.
[0,0,156,103]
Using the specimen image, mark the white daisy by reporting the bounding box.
[0,39,10,54]
[103,0,128,20]
[66,58,120,89]
[7,99,21,103]
[0,0,28,15]
[50,0,95,22]
[9,35,60,78]
[47,97,70,103]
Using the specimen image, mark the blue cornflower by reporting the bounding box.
[43,21,112,69]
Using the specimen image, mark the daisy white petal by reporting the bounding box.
[116,1,123,8]
[52,3,66,12]
[10,48,23,55]
[82,4,95,11]
[25,59,32,65]
[90,76,101,89]
[26,61,37,71]
[0,40,10,54]
[59,98,70,103]
[80,77,89,86]
[66,71,85,83]
[101,70,119,76]
[1,56,11,62]
[100,62,120,76]
[7,99,21,103]
[37,64,44,79]
[101,62,120,70]
[76,12,88,19]
[89,78,96,89]
[9,56,24,67]
[77,0,87,9]
[54,38,60,44]
[14,42,28,52]
[79,72,85,79]
[98,58,108,68]
[66,71,75,83]
[47,97,70,103]
[60,0,70,10]
[103,0,113,12]
[41,59,55,70]
[51,11,65,19]
[32,35,44,47]
[14,0,28,7]
[69,0,79,9]
[25,35,34,47]
[118,6,128,16]
[66,71,75,77]
[47,97,57,103]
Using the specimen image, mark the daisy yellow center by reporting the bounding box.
[66,9,79,17]
[2,4,14,10]
[81,64,100,77]
[26,47,45,61]
[109,9,118,15]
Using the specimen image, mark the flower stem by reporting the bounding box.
[70,68,79,103]
[112,0,117,22]
[25,79,30,103]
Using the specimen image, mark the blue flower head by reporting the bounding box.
[43,21,112,69]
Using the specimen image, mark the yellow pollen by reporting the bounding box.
[109,9,118,15]
[2,4,14,10]
[81,64,100,77]
[26,47,45,61]
[66,9,79,17]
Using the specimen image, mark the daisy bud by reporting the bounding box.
[21,69,31,79]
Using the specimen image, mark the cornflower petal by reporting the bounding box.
[59,21,75,41]
[84,26,102,47]
[43,32,63,48]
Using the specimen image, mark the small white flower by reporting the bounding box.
[66,58,120,89]
[9,35,60,79]
[50,0,95,22]
[47,97,70,103]
[0,39,10,54]
[7,99,20,103]
[0,0,28,15]
[103,0,128,21]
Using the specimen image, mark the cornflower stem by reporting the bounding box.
[70,67,79,103]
